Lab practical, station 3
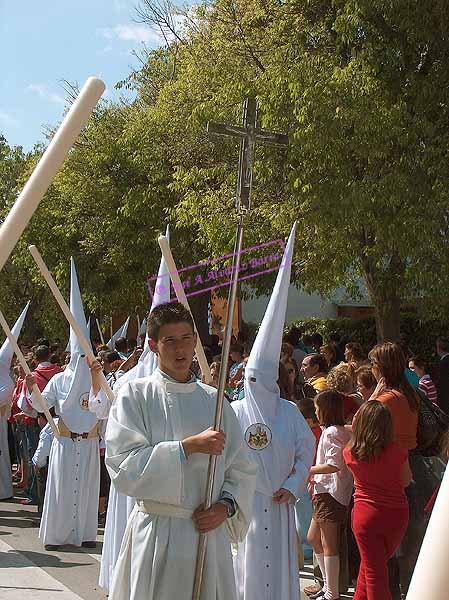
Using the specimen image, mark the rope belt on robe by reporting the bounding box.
[136,499,193,519]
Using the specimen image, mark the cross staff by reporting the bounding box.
[207,98,288,210]
[192,98,288,600]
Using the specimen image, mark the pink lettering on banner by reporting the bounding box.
[147,239,288,301]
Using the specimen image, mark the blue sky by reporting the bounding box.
[1,0,166,151]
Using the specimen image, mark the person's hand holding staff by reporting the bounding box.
[0,308,60,437]
[28,245,114,403]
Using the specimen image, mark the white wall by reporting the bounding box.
[242,285,339,325]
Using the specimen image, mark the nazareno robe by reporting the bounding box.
[29,364,100,547]
[105,368,257,600]
[88,386,135,593]
[232,398,315,600]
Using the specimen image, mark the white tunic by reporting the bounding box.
[30,369,100,546]
[232,399,315,600]
[105,369,257,600]
[88,387,135,592]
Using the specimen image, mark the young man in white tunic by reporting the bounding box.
[232,223,316,600]
[88,236,171,593]
[105,301,257,600]
[26,258,100,549]
[0,302,29,500]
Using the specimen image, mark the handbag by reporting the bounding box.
[416,389,449,456]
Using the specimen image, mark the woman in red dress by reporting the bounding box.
[344,401,411,600]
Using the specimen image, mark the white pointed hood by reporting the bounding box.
[138,317,147,337]
[60,258,97,433]
[239,223,296,495]
[243,222,296,421]
[67,257,91,371]
[0,302,30,405]
[107,316,130,349]
[113,225,171,391]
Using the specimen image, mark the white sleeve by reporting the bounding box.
[18,388,38,418]
[105,382,184,503]
[88,387,111,420]
[28,376,58,411]
[32,424,55,468]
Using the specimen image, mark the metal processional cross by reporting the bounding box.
[192,99,289,600]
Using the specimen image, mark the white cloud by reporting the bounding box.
[98,24,162,45]
[25,83,65,105]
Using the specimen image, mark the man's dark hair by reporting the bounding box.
[437,337,449,353]
[230,343,244,356]
[329,332,341,343]
[114,337,128,353]
[409,356,428,371]
[308,353,329,374]
[127,338,137,351]
[34,345,51,363]
[311,333,324,347]
[50,353,61,365]
[287,325,303,346]
[298,398,318,422]
[105,351,121,363]
[37,338,50,348]
[147,301,194,341]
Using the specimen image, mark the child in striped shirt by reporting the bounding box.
[408,356,438,405]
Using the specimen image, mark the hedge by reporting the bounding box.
[287,313,449,364]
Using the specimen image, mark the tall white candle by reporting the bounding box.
[158,235,211,383]
[0,77,105,272]
[407,465,449,598]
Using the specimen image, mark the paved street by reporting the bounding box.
[0,493,354,599]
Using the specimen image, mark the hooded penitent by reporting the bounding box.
[59,257,97,433]
[240,222,296,495]
[107,316,130,350]
[113,225,171,391]
[0,302,30,407]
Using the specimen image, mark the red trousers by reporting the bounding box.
[352,502,409,600]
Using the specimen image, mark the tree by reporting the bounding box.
[133,0,449,341]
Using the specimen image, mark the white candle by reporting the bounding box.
[407,465,449,598]
[158,235,211,383]
[0,77,105,272]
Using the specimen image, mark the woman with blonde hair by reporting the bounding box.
[327,364,361,422]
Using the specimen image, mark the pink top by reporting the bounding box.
[313,425,353,506]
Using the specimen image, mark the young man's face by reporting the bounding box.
[148,322,196,382]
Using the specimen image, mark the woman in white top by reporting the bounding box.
[307,390,353,600]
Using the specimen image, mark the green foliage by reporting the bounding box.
[2,0,449,342]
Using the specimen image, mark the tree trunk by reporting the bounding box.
[361,252,404,343]
[373,292,401,342]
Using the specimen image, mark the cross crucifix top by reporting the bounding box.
[207,98,288,211]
